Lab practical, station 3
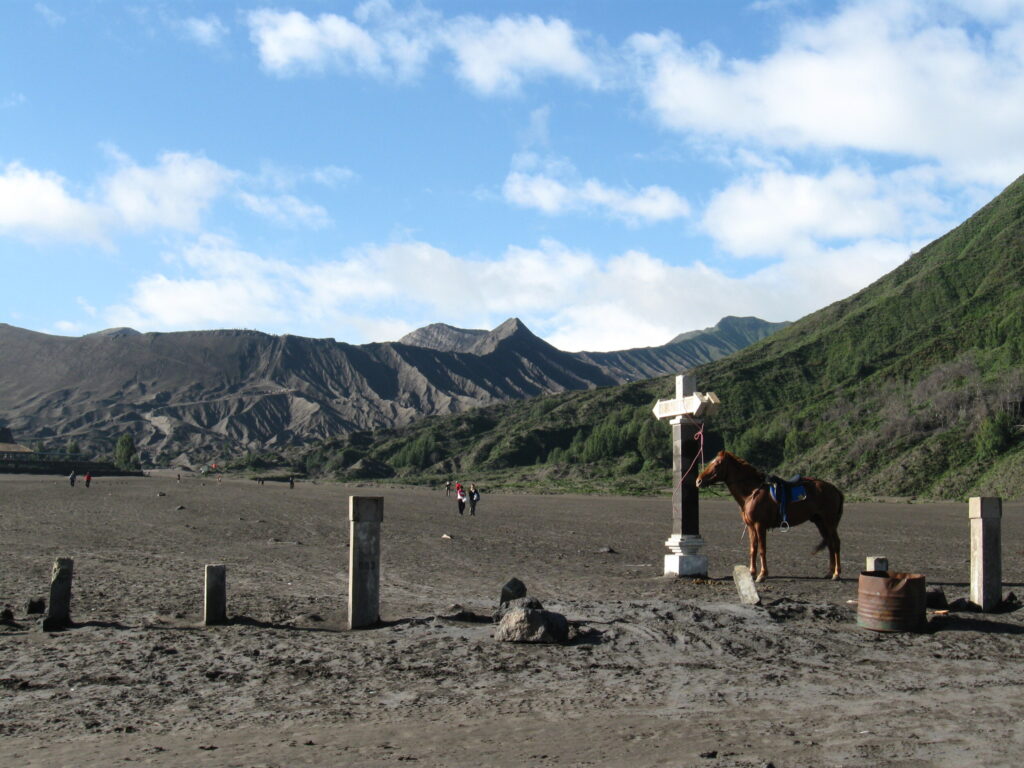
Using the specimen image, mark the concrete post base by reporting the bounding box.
[664,534,707,577]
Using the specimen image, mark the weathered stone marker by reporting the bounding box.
[348,496,383,629]
[42,557,73,631]
[204,564,227,625]
[733,564,761,605]
[652,373,720,577]
[866,556,889,572]
[969,497,1002,611]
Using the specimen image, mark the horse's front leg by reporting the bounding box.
[754,522,768,582]
[746,524,758,577]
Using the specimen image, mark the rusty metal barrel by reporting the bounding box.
[857,570,926,632]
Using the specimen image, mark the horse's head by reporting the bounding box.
[695,450,728,488]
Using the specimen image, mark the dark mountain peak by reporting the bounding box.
[399,322,489,353]
[86,327,141,338]
[469,318,546,356]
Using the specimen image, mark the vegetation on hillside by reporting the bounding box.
[293,174,1024,500]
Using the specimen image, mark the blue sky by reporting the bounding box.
[3,1,1023,351]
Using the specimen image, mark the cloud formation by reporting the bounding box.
[628,1,1024,184]
[702,165,950,258]
[0,151,334,245]
[247,3,600,94]
[503,154,690,224]
[104,231,909,351]
[178,15,229,47]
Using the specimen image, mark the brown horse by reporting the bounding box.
[695,451,844,582]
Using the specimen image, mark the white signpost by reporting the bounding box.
[652,374,720,577]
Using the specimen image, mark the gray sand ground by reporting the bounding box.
[2,473,1023,767]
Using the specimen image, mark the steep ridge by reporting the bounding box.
[577,316,790,381]
[398,323,488,352]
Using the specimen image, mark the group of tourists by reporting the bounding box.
[68,470,92,488]
[444,479,481,515]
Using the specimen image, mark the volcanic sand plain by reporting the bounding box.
[2,473,1024,767]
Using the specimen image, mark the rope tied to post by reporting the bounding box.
[679,418,706,486]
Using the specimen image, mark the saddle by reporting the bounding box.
[766,474,807,529]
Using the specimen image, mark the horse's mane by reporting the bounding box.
[720,451,767,481]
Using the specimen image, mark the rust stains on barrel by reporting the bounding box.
[857,570,927,632]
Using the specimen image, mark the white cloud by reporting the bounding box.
[246,6,599,93]
[178,15,229,47]
[628,1,1024,184]
[503,154,690,224]
[441,14,599,94]
[102,151,236,232]
[34,3,65,26]
[76,297,97,317]
[239,192,331,228]
[702,165,949,257]
[0,151,237,245]
[248,9,390,77]
[106,232,896,351]
[108,235,299,330]
[2,92,26,109]
[0,162,108,245]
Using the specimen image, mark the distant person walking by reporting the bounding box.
[468,483,480,516]
[68,470,76,487]
[445,479,452,496]
[84,472,92,488]
[289,476,295,490]
[455,482,467,515]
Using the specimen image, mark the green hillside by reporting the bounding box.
[300,173,1024,500]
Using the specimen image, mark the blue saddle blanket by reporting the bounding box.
[767,476,807,525]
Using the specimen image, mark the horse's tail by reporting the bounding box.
[812,486,843,553]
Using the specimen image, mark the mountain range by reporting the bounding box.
[0,315,786,462]
[331,172,1024,499]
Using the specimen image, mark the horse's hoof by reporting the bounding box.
[831,572,841,581]
[755,574,766,583]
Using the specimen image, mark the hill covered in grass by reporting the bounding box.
[300,173,1024,500]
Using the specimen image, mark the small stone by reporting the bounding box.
[25,598,45,614]
[175,505,186,510]
[441,534,452,540]
[925,586,948,610]
[157,492,166,497]
[500,577,527,606]
[699,751,718,759]
[595,546,617,554]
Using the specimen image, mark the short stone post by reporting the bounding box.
[204,564,227,625]
[42,557,73,631]
[732,565,761,605]
[969,497,1002,611]
[348,496,383,629]
[866,556,889,572]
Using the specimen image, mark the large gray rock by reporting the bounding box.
[492,595,544,623]
[494,607,568,644]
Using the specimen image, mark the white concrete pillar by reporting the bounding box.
[969,497,1002,612]
[349,496,383,629]
[204,564,227,625]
